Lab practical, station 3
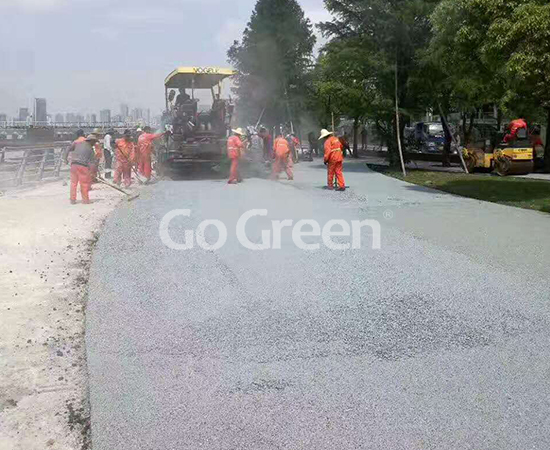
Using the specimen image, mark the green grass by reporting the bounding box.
[368,164,550,214]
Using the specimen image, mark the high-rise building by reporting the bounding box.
[76,114,84,123]
[19,108,29,122]
[100,109,111,123]
[146,109,151,124]
[131,108,143,121]
[54,113,64,123]
[34,98,47,122]
[91,114,97,124]
[0,113,7,123]
[121,104,129,119]
[66,113,76,123]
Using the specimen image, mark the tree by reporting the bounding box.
[431,0,550,164]
[312,39,377,157]
[318,0,439,164]
[228,0,316,129]
[483,1,550,167]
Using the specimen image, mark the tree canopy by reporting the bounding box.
[228,0,316,128]
[229,0,550,163]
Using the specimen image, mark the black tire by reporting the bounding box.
[495,157,511,176]
[465,155,476,173]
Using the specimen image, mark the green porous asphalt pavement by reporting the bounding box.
[86,160,550,450]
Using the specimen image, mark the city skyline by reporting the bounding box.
[0,0,329,116]
[0,98,157,123]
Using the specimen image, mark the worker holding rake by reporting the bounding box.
[114,130,136,188]
[67,134,98,205]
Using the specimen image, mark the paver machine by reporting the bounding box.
[157,67,236,172]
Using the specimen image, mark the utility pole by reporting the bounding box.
[439,102,469,173]
[395,61,407,177]
[284,87,295,135]
[255,107,266,129]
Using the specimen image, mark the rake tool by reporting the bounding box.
[96,176,140,202]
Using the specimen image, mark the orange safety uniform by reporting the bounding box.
[227,135,244,184]
[70,165,91,203]
[137,132,164,180]
[114,139,136,187]
[504,119,528,143]
[90,142,103,182]
[324,135,345,189]
[271,136,294,180]
[68,140,94,204]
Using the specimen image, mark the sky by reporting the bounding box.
[0,0,331,118]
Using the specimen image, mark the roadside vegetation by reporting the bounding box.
[229,0,550,169]
[369,164,550,213]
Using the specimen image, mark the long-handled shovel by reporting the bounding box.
[130,161,148,185]
[97,176,140,202]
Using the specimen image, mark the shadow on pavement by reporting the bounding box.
[165,164,227,181]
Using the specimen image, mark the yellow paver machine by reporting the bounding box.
[157,67,237,171]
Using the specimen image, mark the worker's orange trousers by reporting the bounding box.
[228,158,240,183]
[70,164,91,203]
[114,162,132,187]
[327,161,345,189]
[271,153,293,180]
[139,155,152,180]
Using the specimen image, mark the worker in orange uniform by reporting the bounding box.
[114,130,136,188]
[66,134,98,205]
[503,117,528,143]
[137,126,166,182]
[320,129,345,191]
[259,127,273,162]
[89,128,104,183]
[288,134,300,163]
[227,128,246,184]
[270,133,294,180]
[64,129,86,165]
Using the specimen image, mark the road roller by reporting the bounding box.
[463,128,534,176]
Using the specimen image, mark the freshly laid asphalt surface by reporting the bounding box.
[87,160,550,450]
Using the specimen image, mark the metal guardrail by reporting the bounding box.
[0,142,71,188]
[0,121,145,129]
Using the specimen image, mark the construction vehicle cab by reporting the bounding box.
[158,67,236,170]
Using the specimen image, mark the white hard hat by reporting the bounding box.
[319,129,334,140]
[232,128,246,136]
